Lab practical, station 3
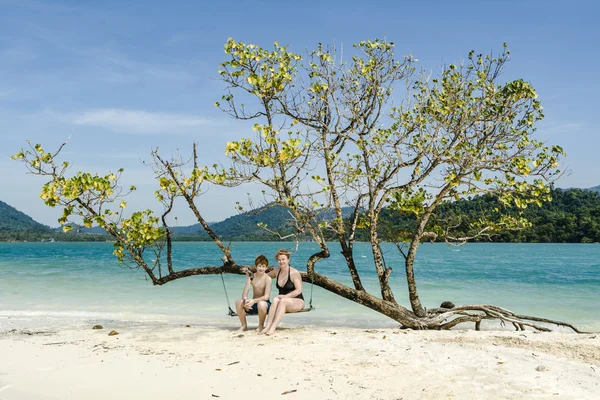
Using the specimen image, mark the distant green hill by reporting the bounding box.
[0,200,108,242]
[174,204,307,241]
[0,200,345,242]
[54,205,299,240]
[588,185,600,194]
[369,188,600,244]
[54,223,108,235]
[3,187,599,243]
[0,200,52,233]
[177,189,600,243]
[50,203,348,241]
[173,204,355,241]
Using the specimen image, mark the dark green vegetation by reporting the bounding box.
[174,204,353,241]
[173,204,296,241]
[0,200,50,232]
[175,188,600,243]
[588,185,600,194]
[484,188,600,243]
[0,200,108,242]
[2,188,599,243]
[375,188,600,244]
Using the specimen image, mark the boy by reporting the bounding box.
[235,255,272,331]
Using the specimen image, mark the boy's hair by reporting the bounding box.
[254,254,269,267]
[274,249,291,260]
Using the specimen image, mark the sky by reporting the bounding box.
[1,0,598,227]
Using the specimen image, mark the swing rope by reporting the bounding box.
[219,267,237,316]
[306,265,315,310]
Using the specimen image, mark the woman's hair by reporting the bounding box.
[254,254,268,267]
[274,249,291,260]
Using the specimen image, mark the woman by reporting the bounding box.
[259,249,304,336]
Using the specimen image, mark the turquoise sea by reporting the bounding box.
[1,242,599,331]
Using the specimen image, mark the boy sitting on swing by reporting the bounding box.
[235,254,272,331]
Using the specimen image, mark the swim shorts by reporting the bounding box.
[246,300,271,315]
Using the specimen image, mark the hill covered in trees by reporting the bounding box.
[501,188,600,243]
[588,185,600,194]
[0,200,106,242]
[372,188,600,244]
[196,188,600,243]
[0,200,52,233]
[172,204,354,241]
[2,187,600,243]
[173,204,299,241]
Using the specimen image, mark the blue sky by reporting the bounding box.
[1,0,598,226]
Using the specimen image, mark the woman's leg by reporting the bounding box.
[265,298,304,336]
[235,298,247,331]
[259,297,280,334]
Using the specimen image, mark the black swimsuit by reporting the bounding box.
[276,268,304,300]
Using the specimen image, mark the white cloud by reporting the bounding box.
[70,109,212,135]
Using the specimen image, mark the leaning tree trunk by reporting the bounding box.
[145,258,585,332]
[301,271,585,332]
[404,239,427,318]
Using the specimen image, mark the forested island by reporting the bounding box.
[2,187,599,243]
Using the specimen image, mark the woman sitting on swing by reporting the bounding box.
[259,249,304,336]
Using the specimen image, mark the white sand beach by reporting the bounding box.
[1,322,599,400]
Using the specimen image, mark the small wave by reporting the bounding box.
[0,310,123,319]
[0,309,182,324]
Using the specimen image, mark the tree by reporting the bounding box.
[12,38,583,332]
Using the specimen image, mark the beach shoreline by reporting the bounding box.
[1,321,599,399]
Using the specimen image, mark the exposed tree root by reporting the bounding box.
[420,304,588,333]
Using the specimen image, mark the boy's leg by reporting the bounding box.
[235,298,248,331]
[256,301,268,331]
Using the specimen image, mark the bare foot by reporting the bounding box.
[255,326,264,332]
[265,329,275,336]
[237,326,248,332]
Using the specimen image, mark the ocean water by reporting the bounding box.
[0,242,599,331]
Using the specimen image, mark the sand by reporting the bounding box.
[1,322,599,399]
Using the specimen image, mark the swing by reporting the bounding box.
[219,268,315,317]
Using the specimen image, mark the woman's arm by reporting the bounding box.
[266,267,278,279]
